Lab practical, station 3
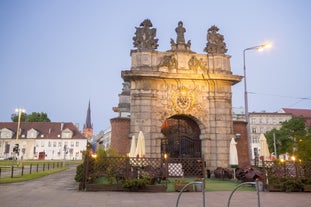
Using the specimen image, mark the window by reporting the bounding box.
[53,141,57,147]
[48,141,51,147]
[76,141,79,147]
[252,128,257,133]
[70,141,74,147]
[58,142,62,147]
[252,137,259,143]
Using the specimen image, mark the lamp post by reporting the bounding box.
[14,108,25,163]
[243,43,271,165]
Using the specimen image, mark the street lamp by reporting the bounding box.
[14,108,25,161]
[243,42,271,165]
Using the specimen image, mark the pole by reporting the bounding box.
[243,43,271,165]
[273,133,277,159]
[243,49,252,165]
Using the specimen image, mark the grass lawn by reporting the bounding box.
[94,177,256,192]
[166,178,255,192]
[0,167,67,184]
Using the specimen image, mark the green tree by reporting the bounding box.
[296,128,311,161]
[11,112,27,122]
[11,112,51,122]
[265,116,309,160]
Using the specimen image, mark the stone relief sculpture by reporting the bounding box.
[204,25,227,54]
[132,19,159,51]
[188,56,207,72]
[159,54,178,69]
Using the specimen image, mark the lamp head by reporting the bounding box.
[257,42,272,51]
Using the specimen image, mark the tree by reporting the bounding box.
[11,112,51,122]
[265,116,310,160]
[296,128,311,161]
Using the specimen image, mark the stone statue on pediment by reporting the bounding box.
[169,21,193,52]
[133,19,159,51]
[204,25,227,54]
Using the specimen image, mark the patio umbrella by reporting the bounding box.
[129,135,136,157]
[259,133,270,161]
[229,137,238,168]
[135,131,145,158]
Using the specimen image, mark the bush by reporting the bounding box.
[283,179,303,192]
[121,178,148,191]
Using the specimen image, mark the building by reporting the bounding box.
[249,112,292,159]
[110,19,243,170]
[0,122,87,160]
[93,128,112,151]
[279,108,311,127]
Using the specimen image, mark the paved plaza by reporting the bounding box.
[0,165,310,207]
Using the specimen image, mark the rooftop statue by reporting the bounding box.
[132,19,159,51]
[169,21,192,52]
[204,25,227,54]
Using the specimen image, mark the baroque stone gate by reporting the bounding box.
[111,19,242,170]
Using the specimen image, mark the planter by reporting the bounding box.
[85,184,166,192]
[86,184,123,192]
[174,183,193,192]
[303,184,311,192]
[194,183,203,192]
[268,185,283,192]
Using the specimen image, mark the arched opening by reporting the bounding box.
[161,115,201,158]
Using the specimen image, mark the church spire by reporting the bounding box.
[84,100,92,129]
[83,100,93,139]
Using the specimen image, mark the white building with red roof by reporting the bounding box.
[0,122,87,160]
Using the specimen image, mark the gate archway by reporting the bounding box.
[161,115,201,158]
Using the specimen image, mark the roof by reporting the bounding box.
[0,122,87,139]
[281,108,311,127]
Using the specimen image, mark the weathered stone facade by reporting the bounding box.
[114,20,242,170]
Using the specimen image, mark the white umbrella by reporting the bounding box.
[129,135,136,157]
[259,133,270,161]
[135,131,145,158]
[229,137,238,168]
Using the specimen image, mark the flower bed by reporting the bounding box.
[174,179,193,192]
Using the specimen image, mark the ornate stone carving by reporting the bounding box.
[159,54,178,69]
[133,19,159,51]
[169,21,192,52]
[204,25,227,54]
[171,86,194,113]
[188,56,207,72]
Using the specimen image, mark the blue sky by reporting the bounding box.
[1,0,310,133]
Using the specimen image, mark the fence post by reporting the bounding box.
[11,166,14,178]
[36,163,39,172]
[30,164,32,174]
[43,163,45,171]
[21,165,24,176]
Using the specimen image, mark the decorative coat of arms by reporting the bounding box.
[172,86,194,113]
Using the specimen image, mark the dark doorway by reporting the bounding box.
[161,115,201,158]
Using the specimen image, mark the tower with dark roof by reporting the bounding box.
[83,100,93,139]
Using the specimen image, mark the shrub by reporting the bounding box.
[121,178,148,191]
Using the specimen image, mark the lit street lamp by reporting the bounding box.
[243,42,271,165]
[14,108,26,162]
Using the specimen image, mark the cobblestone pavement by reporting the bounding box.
[1,166,310,207]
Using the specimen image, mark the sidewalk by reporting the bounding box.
[1,166,310,207]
